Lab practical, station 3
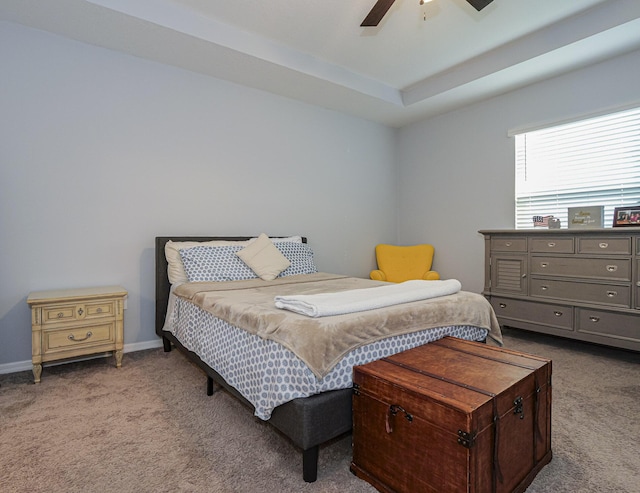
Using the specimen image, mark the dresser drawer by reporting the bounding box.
[576,308,640,343]
[577,237,631,255]
[491,297,573,330]
[530,237,574,254]
[491,237,527,252]
[530,257,631,281]
[530,279,631,308]
[43,322,115,354]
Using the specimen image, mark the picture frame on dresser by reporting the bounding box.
[613,205,640,227]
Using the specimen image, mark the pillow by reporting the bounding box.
[236,234,290,281]
[165,239,250,284]
[275,242,318,277]
[179,245,258,282]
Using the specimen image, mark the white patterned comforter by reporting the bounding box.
[166,296,488,420]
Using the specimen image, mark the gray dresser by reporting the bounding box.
[480,229,640,351]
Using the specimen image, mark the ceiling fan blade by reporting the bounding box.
[361,0,397,27]
[466,0,494,11]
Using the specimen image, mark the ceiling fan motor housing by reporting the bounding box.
[467,0,494,11]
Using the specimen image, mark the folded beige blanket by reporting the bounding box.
[174,273,503,379]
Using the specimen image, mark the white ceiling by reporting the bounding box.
[2,0,640,127]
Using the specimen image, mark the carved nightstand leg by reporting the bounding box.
[33,364,42,384]
[114,349,123,368]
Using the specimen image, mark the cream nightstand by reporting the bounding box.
[27,286,127,383]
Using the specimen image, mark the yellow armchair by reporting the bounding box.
[370,244,440,283]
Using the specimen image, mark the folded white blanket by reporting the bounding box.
[274,279,462,317]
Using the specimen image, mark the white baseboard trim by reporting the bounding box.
[0,339,164,375]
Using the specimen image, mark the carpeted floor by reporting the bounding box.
[1,328,638,492]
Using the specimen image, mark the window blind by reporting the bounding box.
[515,106,640,229]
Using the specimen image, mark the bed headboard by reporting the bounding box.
[154,236,307,337]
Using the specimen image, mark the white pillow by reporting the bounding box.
[165,239,250,284]
[236,234,291,281]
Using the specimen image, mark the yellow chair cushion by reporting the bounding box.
[370,244,440,283]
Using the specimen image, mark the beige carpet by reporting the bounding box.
[1,328,638,493]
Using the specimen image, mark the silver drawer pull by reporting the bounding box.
[540,285,549,291]
[77,308,84,316]
[68,331,93,342]
[554,311,563,317]
[599,242,608,249]
[589,316,600,323]
[499,303,507,308]
[540,262,549,268]
[547,242,556,248]
[505,242,512,247]
[606,265,617,272]
[606,291,617,298]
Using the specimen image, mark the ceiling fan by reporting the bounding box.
[361,0,494,27]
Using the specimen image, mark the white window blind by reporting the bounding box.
[515,106,640,229]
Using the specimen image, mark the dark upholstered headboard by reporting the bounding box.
[154,236,307,337]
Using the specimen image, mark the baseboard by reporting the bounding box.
[0,339,164,375]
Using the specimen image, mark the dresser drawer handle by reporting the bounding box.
[554,311,563,317]
[540,262,549,268]
[606,265,618,272]
[547,242,556,248]
[589,316,600,323]
[57,312,64,318]
[505,242,512,247]
[97,308,103,313]
[540,285,549,291]
[599,242,608,249]
[77,308,84,316]
[606,291,617,298]
[68,331,93,342]
[499,303,507,308]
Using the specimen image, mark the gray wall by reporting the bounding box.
[0,22,398,370]
[397,48,640,293]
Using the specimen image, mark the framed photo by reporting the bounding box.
[612,206,640,227]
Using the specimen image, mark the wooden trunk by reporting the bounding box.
[351,337,552,493]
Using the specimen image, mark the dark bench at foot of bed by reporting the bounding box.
[162,332,353,482]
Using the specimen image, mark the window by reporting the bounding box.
[514,106,640,229]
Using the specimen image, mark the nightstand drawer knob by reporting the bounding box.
[57,312,64,318]
[68,331,92,342]
[77,308,84,316]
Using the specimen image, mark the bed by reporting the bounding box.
[155,235,502,482]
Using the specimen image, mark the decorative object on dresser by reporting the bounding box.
[480,229,640,351]
[612,205,640,227]
[568,206,603,229]
[351,337,552,493]
[27,286,127,383]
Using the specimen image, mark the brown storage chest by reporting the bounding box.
[351,337,552,493]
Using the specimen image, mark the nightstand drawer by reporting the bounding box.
[43,322,115,353]
[42,300,115,324]
[85,300,115,318]
[43,305,79,323]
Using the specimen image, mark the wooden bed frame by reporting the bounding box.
[155,236,353,483]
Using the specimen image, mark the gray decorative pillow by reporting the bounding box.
[179,245,258,282]
[276,242,318,277]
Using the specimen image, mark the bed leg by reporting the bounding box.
[162,336,172,352]
[302,446,319,483]
[207,376,214,396]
